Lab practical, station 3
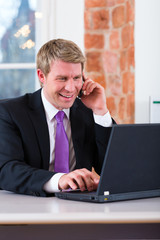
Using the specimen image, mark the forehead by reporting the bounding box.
[50,60,82,75]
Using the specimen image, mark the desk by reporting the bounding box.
[0,190,160,239]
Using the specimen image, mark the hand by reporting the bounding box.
[81,75,108,116]
[58,168,100,192]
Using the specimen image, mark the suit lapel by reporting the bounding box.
[70,100,85,143]
[27,89,50,170]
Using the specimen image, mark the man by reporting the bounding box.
[0,39,113,197]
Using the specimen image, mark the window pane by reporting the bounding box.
[0,0,37,63]
[0,69,35,99]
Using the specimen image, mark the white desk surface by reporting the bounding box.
[0,190,160,225]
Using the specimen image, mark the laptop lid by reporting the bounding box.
[97,123,160,196]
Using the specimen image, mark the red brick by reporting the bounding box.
[84,10,91,30]
[121,24,130,48]
[109,30,120,49]
[106,96,117,116]
[103,51,118,73]
[128,118,135,124]
[94,75,106,89]
[85,0,106,8]
[84,34,104,49]
[92,9,109,30]
[106,0,116,7]
[108,75,121,95]
[87,73,106,89]
[128,46,135,68]
[120,50,127,72]
[122,71,129,94]
[118,97,126,120]
[84,0,135,124]
[121,23,134,48]
[126,0,135,22]
[130,25,134,45]
[85,52,103,72]
[112,6,125,28]
[116,0,125,3]
[128,72,135,93]
[122,71,135,94]
[127,94,135,118]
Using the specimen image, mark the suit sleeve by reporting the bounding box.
[0,103,54,197]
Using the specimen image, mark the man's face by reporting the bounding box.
[38,60,83,110]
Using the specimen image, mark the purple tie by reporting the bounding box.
[54,111,69,173]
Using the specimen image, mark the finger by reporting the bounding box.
[82,171,95,191]
[67,178,79,190]
[93,177,100,189]
[58,174,78,190]
[83,80,97,95]
[88,171,100,190]
[71,171,88,191]
[68,169,93,191]
[82,78,90,90]
[86,82,97,95]
[82,72,87,82]
[80,169,98,191]
[59,171,87,191]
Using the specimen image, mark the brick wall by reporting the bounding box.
[84,0,135,123]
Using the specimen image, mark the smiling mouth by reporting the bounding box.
[59,93,73,98]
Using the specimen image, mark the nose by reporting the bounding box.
[65,78,75,92]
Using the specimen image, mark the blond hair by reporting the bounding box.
[36,39,85,77]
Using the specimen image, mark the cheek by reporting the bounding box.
[49,82,62,93]
[76,81,83,90]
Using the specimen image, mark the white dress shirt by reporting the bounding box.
[41,89,112,193]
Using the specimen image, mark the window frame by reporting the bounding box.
[0,0,54,94]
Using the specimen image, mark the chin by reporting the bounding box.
[63,101,75,109]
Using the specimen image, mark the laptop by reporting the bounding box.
[55,124,160,203]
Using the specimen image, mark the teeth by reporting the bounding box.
[60,94,72,98]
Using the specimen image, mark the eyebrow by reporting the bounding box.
[74,74,82,78]
[56,74,82,78]
[56,75,67,78]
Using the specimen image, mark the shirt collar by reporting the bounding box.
[41,89,70,121]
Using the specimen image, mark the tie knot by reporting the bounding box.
[55,111,65,123]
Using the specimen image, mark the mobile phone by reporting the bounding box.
[78,88,83,98]
[78,76,85,98]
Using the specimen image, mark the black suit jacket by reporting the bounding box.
[0,89,112,196]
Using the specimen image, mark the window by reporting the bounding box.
[0,0,37,99]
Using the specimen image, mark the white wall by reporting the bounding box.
[35,0,84,90]
[135,0,160,123]
[51,0,84,52]
[36,0,84,51]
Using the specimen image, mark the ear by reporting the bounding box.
[37,69,46,85]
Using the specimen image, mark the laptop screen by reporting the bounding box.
[97,124,160,195]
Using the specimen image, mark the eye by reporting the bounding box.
[74,76,81,81]
[57,77,67,81]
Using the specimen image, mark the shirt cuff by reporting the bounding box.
[43,173,65,193]
[93,111,112,127]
